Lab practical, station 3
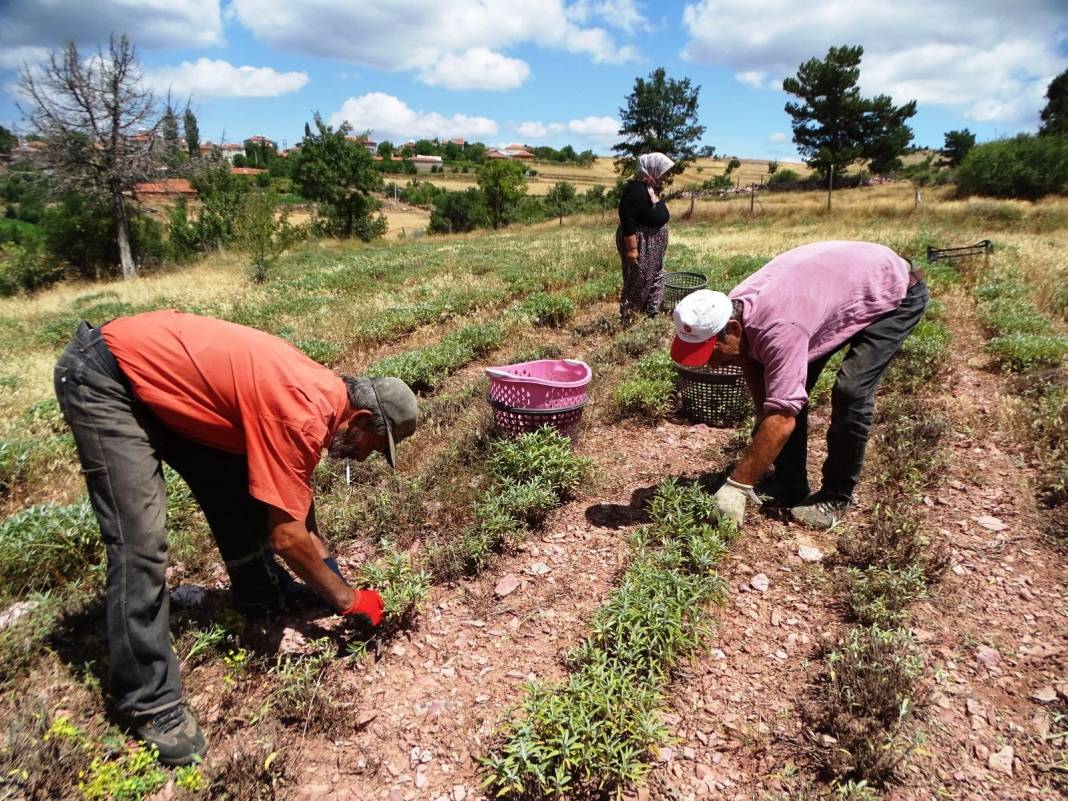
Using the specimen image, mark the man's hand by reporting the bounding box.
[340,589,384,627]
[714,478,762,527]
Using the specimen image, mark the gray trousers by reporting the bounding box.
[54,322,284,716]
[773,280,929,501]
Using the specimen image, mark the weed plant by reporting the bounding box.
[0,501,102,597]
[597,317,671,366]
[987,333,1068,372]
[805,626,925,785]
[271,639,344,734]
[0,708,94,798]
[357,544,429,630]
[846,565,928,628]
[484,480,734,799]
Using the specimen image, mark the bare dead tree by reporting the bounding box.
[18,34,160,279]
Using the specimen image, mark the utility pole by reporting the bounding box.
[827,164,834,212]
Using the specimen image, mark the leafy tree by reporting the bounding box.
[236,190,305,283]
[467,142,487,163]
[941,129,976,167]
[545,181,577,223]
[183,106,200,158]
[413,139,441,156]
[442,141,464,162]
[377,140,394,158]
[783,45,915,203]
[188,162,247,251]
[698,145,717,158]
[613,67,706,174]
[477,159,526,229]
[18,35,161,279]
[0,125,15,155]
[957,134,1068,199]
[862,94,917,174]
[161,100,184,169]
[428,188,490,234]
[768,160,779,174]
[726,157,742,174]
[293,114,386,240]
[1039,68,1068,136]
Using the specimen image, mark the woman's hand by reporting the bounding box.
[624,234,639,266]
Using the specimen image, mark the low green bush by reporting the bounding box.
[518,292,574,327]
[610,352,677,420]
[976,297,1053,336]
[956,133,1068,200]
[486,427,589,493]
[847,565,928,628]
[367,323,504,392]
[357,544,429,630]
[987,333,1068,372]
[0,502,102,597]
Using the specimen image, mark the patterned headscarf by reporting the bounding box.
[635,153,676,182]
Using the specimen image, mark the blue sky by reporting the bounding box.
[2,0,1066,161]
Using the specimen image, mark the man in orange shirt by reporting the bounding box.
[53,310,419,765]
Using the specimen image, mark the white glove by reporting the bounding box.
[713,478,762,527]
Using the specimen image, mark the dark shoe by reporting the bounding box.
[230,553,319,616]
[756,474,811,507]
[790,493,851,530]
[135,705,206,766]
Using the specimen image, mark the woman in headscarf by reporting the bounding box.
[616,152,675,323]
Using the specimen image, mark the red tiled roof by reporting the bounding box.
[230,167,266,175]
[134,179,196,196]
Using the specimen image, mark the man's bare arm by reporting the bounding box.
[731,412,795,486]
[267,505,351,611]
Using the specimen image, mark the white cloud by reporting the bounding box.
[681,0,1067,127]
[768,132,788,143]
[0,46,50,72]
[144,58,309,99]
[330,93,499,142]
[513,115,619,145]
[735,70,767,89]
[419,48,531,91]
[0,0,223,62]
[230,0,639,90]
[568,0,647,31]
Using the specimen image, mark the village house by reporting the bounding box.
[133,178,197,202]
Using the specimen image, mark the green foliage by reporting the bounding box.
[613,67,706,173]
[1039,67,1068,136]
[783,45,915,181]
[0,501,102,597]
[987,333,1068,372]
[956,134,1068,199]
[977,297,1053,336]
[188,163,248,250]
[430,429,590,580]
[941,129,975,167]
[887,316,951,391]
[0,240,62,296]
[428,188,490,234]
[478,160,527,229]
[79,742,167,801]
[183,107,200,158]
[847,565,927,628]
[611,351,677,420]
[518,292,574,327]
[235,190,306,283]
[271,638,340,731]
[366,323,503,392]
[175,765,206,793]
[357,544,429,629]
[768,168,801,186]
[293,113,386,240]
[40,193,121,280]
[0,124,14,154]
[484,480,732,799]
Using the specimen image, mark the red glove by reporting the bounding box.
[340,589,384,626]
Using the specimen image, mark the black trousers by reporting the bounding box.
[54,322,284,716]
[773,281,929,501]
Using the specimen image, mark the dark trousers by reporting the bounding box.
[773,281,929,501]
[53,322,281,716]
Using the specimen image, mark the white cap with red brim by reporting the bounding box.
[670,289,734,367]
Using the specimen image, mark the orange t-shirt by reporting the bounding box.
[103,310,348,519]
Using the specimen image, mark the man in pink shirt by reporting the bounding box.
[671,241,927,529]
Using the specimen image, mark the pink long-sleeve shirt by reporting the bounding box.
[729,241,910,417]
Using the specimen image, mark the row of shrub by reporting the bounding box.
[803,283,953,788]
[971,267,1067,530]
[484,479,735,797]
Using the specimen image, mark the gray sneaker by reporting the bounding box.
[790,495,851,530]
[135,704,207,766]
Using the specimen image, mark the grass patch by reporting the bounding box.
[987,333,1068,372]
[0,501,102,598]
[366,323,504,392]
[518,292,575,328]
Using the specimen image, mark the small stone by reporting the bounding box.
[389,790,404,801]
[976,646,1001,666]
[976,515,1007,531]
[988,745,1014,776]
[770,609,782,627]
[658,746,676,762]
[356,710,378,728]
[440,666,456,679]
[1032,686,1058,703]
[474,693,490,704]
[494,575,521,597]
[528,562,551,575]
[695,764,711,780]
[391,644,407,657]
[797,544,823,562]
[415,773,428,790]
[0,600,39,629]
[1031,714,1051,737]
[452,785,467,801]
[749,573,769,593]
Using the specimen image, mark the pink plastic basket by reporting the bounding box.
[485,359,593,410]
